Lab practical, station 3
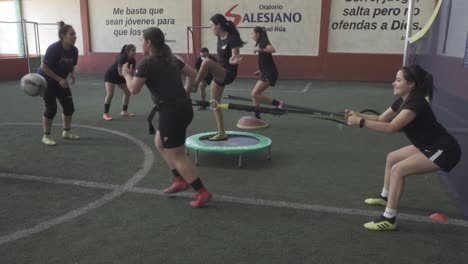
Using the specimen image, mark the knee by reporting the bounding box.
[63,101,75,116]
[44,105,57,119]
[390,164,404,180]
[386,151,399,166]
[201,59,211,68]
[154,137,165,152]
[251,90,258,98]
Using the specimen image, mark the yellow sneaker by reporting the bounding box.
[62,130,80,140]
[364,216,397,231]
[208,133,228,141]
[364,197,387,207]
[42,135,56,146]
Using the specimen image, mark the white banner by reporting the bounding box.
[88,0,192,53]
[200,0,321,56]
[328,0,436,54]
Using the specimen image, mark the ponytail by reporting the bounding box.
[159,43,174,64]
[419,72,434,102]
[120,45,128,55]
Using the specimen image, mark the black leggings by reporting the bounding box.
[43,79,75,119]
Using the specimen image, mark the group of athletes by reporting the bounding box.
[35,14,461,230]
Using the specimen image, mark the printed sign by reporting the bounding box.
[88,0,192,53]
[328,0,436,54]
[200,0,322,56]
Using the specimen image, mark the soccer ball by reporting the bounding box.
[20,73,47,96]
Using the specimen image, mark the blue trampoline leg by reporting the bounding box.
[238,154,242,168]
[195,150,199,166]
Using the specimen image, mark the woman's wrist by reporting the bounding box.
[359,118,366,128]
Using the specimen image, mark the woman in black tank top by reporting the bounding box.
[346,64,461,231]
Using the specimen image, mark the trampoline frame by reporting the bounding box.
[185,131,272,168]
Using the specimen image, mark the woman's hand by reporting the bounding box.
[346,110,362,126]
[70,74,76,85]
[59,78,69,88]
[229,55,243,65]
[122,62,133,77]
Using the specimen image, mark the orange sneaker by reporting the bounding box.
[121,111,135,117]
[163,177,190,194]
[103,113,113,121]
[190,189,212,208]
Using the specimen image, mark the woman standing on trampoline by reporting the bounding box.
[122,27,212,208]
[194,14,244,141]
[347,64,461,230]
[251,26,283,119]
[102,44,137,121]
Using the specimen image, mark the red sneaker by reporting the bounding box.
[103,113,113,121]
[121,111,135,117]
[190,189,213,208]
[163,177,189,194]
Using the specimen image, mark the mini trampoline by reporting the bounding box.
[185,131,272,168]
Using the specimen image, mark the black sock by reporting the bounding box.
[104,103,110,113]
[379,215,396,224]
[255,111,261,119]
[190,178,204,191]
[44,132,50,135]
[272,99,280,106]
[171,169,181,178]
[123,105,128,111]
[379,194,388,201]
[63,128,70,131]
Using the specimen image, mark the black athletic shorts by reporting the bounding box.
[157,99,194,148]
[420,138,461,172]
[214,69,237,87]
[260,68,278,87]
[104,70,126,84]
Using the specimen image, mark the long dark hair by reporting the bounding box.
[210,14,245,47]
[253,26,270,47]
[400,64,434,104]
[142,27,176,64]
[119,44,135,59]
[58,21,73,40]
